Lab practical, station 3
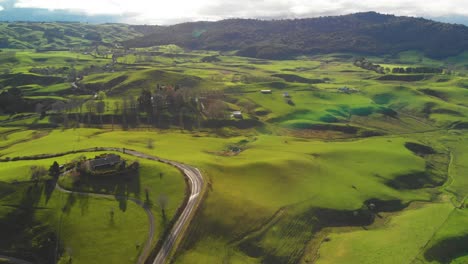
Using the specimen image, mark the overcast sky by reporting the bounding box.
[0,0,468,25]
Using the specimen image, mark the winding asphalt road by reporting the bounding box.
[121,149,204,264]
[1,147,204,264]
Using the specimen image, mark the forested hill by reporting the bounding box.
[0,22,153,50]
[124,12,468,59]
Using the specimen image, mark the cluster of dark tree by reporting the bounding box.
[354,58,385,74]
[272,73,327,83]
[391,67,444,74]
[46,95,105,127]
[29,66,71,76]
[47,85,239,130]
[49,88,179,128]
[201,55,221,62]
[0,87,30,114]
[377,74,427,82]
[124,12,468,59]
[126,85,201,129]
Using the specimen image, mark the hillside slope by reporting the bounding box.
[124,12,468,59]
[0,22,154,50]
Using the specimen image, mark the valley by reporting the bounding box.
[0,15,467,264]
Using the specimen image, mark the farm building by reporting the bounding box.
[88,154,121,171]
[337,86,359,94]
[260,90,272,94]
[232,111,243,119]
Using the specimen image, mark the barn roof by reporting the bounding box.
[89,154,121,168]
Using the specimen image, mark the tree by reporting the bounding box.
[62,112,69,129]
[128,96,139,126]
[97,91,107,100]
[0,87,26,114]
[205,100,227,119]
[35,103,45,117]
[157,194,169,220]
[85,100,96,126]
[112,101,120,130]
[122,97,129,130]
[138,89,153,125]
[30,166,47,185]
[152,93,164,127]
[85,100,96,113]
[49,161,60,178]
[144,188,151,206]
[96,101,106,125]
[68,67,77,82]
[68,96,83,125]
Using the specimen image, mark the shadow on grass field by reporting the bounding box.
[0,182,60,263]
[425,234,468,263]
[0,47,467,264]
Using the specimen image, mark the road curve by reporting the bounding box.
[121,149,204,264]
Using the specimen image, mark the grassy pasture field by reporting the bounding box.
[0,136,186,263]
[0,128,455,263]
[0,179,150,264]
[314,202,455,264]
[0,46,467,264]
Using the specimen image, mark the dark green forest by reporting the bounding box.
[124,12,468,59]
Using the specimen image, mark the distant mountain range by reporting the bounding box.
[1,12,468,60]
[124,12,468,59]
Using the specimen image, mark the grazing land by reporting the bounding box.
[0,15,467,264]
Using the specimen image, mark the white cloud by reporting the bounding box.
[0,5,3,11]
[11,0,468,24]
